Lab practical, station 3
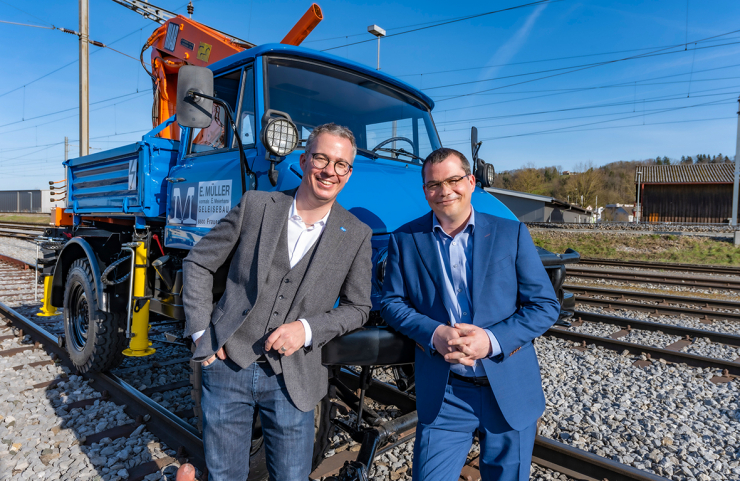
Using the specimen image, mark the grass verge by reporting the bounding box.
[0,213,51,224]
[532,231,740,266]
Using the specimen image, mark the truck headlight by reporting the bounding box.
[262,118,298,157]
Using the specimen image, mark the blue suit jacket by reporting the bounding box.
[380,211,559,430]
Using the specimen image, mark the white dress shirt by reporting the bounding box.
[191,197,330,347]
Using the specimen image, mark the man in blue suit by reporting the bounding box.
[380,147,560,481]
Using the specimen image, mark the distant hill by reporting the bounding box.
[493,154,734,207]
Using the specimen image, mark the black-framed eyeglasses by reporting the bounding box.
[423,174,470,192]
[311,153,353,176]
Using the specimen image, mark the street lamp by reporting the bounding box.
[367,24,386,70]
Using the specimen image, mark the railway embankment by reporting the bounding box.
[530,227,740,266]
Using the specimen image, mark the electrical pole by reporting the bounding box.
[732,96,740,227]
[79,0,89,157]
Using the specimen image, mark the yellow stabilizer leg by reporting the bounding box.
[36,275,58,317]
[123,241,156,357]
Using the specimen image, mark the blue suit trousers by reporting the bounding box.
[413,376,537,481]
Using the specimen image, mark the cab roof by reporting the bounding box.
[207,43,435,111]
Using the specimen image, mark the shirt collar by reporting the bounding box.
[290,197,330,226]
[432,208,475,238]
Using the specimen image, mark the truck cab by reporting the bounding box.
[53,42,577,374]
[164,43,573,316]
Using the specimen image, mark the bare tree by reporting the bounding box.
[565,161,603,206]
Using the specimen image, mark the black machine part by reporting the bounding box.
[63,258,127,373]
[470,126,495,188]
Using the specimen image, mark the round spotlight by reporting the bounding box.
[485,163,495,187]
[262,118,298,157]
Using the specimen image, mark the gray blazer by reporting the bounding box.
[182,189,372,412]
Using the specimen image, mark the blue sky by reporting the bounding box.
[1,0,739,190]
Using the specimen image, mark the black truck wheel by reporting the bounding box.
[63,258,127,373]
[189,358,332,479]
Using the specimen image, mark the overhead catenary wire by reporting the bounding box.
[0,91,149,130]
[321,0,563,52]
[435,86,740,134]
[430,69,740,117]
[0,0,197,101]
[0,0,54,27]
[0,92,150,137]
[395,35,740,79]
[443,115,736,146]
[443,97,735,143]
[426,35,740,97]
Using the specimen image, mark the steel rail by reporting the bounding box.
[547,327,740,375]
[0,296,675,481]
[0,301,206,471]
[566,284,740,312]
[566,267,740,291]
[573,310,740,347]
[533,435,669,481]
[578,257,740,276]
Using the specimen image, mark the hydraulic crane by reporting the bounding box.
[111,0,323,140]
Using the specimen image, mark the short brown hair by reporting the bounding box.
[305,123,357,160]
[421,147,472,182]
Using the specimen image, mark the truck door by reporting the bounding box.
[165,65,257,249]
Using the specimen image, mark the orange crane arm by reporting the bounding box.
[281,4,323,46]
[115,1,324,140]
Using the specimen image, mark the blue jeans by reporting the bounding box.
[201,358,314,481]
[413,376,537,481]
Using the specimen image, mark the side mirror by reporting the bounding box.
[176,66,214,128]
[471,126,479,161]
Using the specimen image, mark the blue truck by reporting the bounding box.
[48,42,579,477]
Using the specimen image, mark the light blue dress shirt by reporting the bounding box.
[430,209,502,377]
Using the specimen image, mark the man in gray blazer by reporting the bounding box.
[182,123,372,481]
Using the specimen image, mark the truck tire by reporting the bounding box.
[189,358,332,478]
[63,258,127,373]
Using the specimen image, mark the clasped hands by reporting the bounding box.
[198,320,306,367]
[432,323,492,366]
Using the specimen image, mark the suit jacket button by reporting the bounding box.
[284,279,290,283]
[243,309,250,316]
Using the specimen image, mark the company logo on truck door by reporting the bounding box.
[168,180,232,228]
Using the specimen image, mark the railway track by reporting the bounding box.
[549,311,740,372]
[0,221,48,240]
[0,256,674,481]
[566,285,740,324]
[578,257,740,276]
[566,265,740,292]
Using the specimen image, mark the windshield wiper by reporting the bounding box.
[356,147,379,160]
[375,147,423,162]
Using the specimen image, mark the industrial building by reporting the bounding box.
[634,164,738,223]
[484,187,594,223]
[0,190,64,214]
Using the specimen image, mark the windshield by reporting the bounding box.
[265,56,440,162]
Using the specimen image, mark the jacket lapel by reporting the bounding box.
[411,212,448,298]
[256,191,293,287]
[291,203,347,305]
[471,214,496,313]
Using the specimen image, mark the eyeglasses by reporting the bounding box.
[423,174,470,192]
[310,153,353,176]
